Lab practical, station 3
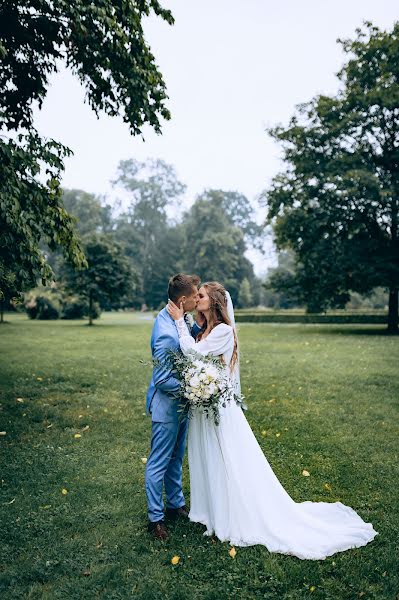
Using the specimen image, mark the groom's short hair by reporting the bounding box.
[168,273,200,302]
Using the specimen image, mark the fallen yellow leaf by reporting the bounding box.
[171,555,180,565]
[61,488,68,495]
[0,431,7,436]
[261,430,267,436]
[229,547,237,558]
[310,586,316,592]
[16,397,24,403]
[302,470,310,477]
[37,377,43,381]
[275,432,281,437]
[141,457,147,464]
[324,483,332,491]
[74,433,82,439]
[82,425,90,432]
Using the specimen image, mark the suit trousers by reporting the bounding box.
[145,416,189,522]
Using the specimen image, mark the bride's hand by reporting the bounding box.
[166,300,184,321]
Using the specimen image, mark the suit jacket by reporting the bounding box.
[146,307,201,423]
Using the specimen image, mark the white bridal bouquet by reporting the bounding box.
[164,349,245,425]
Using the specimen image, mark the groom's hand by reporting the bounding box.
[166,300,184,321]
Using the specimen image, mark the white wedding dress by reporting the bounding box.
[174,317,378,560]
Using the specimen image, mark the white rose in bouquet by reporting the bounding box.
[208,383,216,395]
[205,365,219,380]
[190,375,200,388]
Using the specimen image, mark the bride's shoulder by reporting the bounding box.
[211,322,233,335]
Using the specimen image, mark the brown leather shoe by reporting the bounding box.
[148,520,168,541]
[165,505,189,520]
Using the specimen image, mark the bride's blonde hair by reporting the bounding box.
[197,281,238,371]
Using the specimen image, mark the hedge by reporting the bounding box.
[235,313,387,324]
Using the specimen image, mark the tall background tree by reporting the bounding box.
[181,190,260,306]
[264,21,399,331]
[113,158,186,309]
[0,0,174,305]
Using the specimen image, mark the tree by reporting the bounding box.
[237,278,252,308]
[264,22,399,331]
[61,234,138,325]
[264,250,304,309]
[181,191,256,304]
[0,135,85,302]
[113,158,186,308]
[42,188,115,279]
[0,0,174,299]
[61,189,113,237]
[201,189,263,247]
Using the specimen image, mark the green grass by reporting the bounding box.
[1,313,398,600]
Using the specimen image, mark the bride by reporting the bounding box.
[166,281,378,560]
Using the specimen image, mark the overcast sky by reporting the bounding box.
[33,1,397,273]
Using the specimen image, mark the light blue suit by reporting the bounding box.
[145,307,201,522]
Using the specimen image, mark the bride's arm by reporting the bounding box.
[175,318,232,357]
[166,299,233,356]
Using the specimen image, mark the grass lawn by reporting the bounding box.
[0,313,398,600]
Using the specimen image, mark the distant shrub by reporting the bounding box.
[25,288,101,321]
[235,313,386,324]
[25,288,62,320]
[61,295,100,320]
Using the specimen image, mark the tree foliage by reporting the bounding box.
[181,190,257,305]
[61,189,114,236]
[113,159,186,308]
[0,0,173,133]
[264,250,304,309]
[47,165,264,312]
[61,234,138,324]
[0,0,174,300]
[237,278,252,308]
[264,22,399,330]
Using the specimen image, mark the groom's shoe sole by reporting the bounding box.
[165,505,190,520]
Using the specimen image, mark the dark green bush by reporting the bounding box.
[235,313,387,324]
[61,295,100,320]
[25,288,101,321]
[24,288,62,320]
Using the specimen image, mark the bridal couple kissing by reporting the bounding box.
[144,273,378,560]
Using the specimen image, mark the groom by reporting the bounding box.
[145,273,202,541]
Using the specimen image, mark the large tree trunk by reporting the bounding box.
[88,290,93,326]
[387,287,398,333]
